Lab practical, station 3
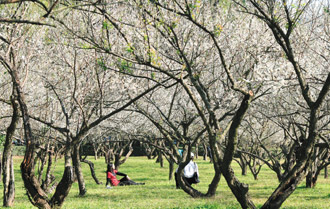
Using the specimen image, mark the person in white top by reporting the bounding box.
[175,152,200,189]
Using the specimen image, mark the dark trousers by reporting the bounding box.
[106,178,111,186]
[118,176,144,186]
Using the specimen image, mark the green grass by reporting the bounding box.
[1,156,330,208]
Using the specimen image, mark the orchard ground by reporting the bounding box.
[1,156,330,208]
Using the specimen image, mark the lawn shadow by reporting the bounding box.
[304,193,330,200]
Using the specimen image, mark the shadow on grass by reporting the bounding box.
[172,203,223,209]
[295,185,307,190]
[73,193,112,200]
[302,193,330,201]
[136,177,149,181]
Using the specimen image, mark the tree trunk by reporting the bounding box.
[42,150,57,193]
[50,166,74,208]
[94,149,98,160]
[176,144,221,198]
[220,93,255,209]
[202,143,208,161]
[37,149,48,184]
[261,109,321,209]
[21,161,50,208]
[156,151,164,168]
[221,164,255,208]
[114,141,134,170]
[176,161,205,198]
[324,166,328,179]
[3,156,15,207]
[195,143,199,160]
[81,157,102,184]
[3,95,19,207]
[72,143,86,196]
[169,160,174,180]
[306,170,316,188]
[50,143,74,208]
[306,162,324,189]
[205,139,222,197]
[9,48,77,208]
[93,144,99,160]
[176,164,221,198]
[240,155,247,176]
[8,60,50,208]
[104,150,111,164]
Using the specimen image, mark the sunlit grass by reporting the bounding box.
[1,156,330,208]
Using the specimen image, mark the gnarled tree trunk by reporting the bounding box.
[42,150,57,193]
[10,58,74,209]
[10,65,50,208]
[156,150,164,168]
[202,142,208,161]
[114,141,134,170]
[72,143,86,196]
[219,92,256,209]
[168,159,174,180]
[325,166,328,179]
[261,108,324,208]
[81,157,102,184]
[49,142,74,208]
[3,95,19,207]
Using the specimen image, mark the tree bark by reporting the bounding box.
[37,148,48,184]
[50,166,74,208]
[306,170,316,188]
[176,145,221,198]
[202,143,208,161]
[94,148,98,160]
[325,166,328,179]
[81,157,102,184]
[261,109,321,209]
[7,61,50,208]
[169,160,174,180]
[176,161,205,198]
[9,63,75,208]
[156,151,164,168]
[3,156,15,207]
[3,95,19,207]
[49,141,74,208]
[205,163,221,197]
[114,141,134,170]
[306,149,318,188]
[195,144,199,160]
[245,1,330,206]
[220,93,256,209]
[239,154,247,176]
[72,143,86,196]
[42,150,57,193]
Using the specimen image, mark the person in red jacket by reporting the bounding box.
[106,163,145,186]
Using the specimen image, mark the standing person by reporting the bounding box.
[107,163,145,186]
[175,152,200,189]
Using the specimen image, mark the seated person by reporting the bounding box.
[106,163,145,186]
[175,152,199,189]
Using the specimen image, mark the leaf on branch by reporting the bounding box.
[214,24,223,37]
[97,58,107,71]
[117,58,133,74]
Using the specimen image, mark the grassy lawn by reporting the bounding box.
[1,156,330,208]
